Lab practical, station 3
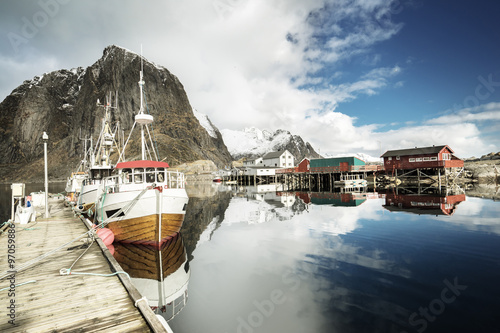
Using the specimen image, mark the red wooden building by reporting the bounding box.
[297,158,310,173]
[381,145,464,171]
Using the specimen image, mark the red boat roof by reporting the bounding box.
[115,160,170,169]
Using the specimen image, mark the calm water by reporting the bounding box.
[2,183,500,332]
[170,185,500,333]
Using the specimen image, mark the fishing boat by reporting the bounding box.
[112,232,190,321]
[94,51,189,246]
[78,94,121,215]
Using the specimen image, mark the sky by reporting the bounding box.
[1,0,500,158]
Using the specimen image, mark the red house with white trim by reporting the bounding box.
[381,145,464,171]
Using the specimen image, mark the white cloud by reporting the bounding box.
[426,102,500,125]
[1,0,497,159]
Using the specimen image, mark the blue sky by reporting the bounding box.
[338,1,500,127]
[0,0,499,158]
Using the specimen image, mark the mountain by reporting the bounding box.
[0,45,232,182]
[220,127,321,162]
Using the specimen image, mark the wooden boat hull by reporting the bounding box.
[107,213,184,246]
[96,187,188,247]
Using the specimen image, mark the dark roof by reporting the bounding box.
[381,145,452,158]
[262,150,287,159]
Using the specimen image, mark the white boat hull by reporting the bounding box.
[96,185,188,246]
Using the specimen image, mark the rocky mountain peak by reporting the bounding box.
[0,45,232,182]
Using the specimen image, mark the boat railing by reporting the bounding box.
[82,178,110,186]
[167,170,185,189]
[102,169,186,193]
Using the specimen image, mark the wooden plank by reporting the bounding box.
[83,215,168,333]
[0,197,153,332]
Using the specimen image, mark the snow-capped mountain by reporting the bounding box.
[220,127,321,161]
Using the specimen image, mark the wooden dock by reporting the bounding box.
[0,196,164,332]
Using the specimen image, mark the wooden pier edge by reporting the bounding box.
[76,211,169,333]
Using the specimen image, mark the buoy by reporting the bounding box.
[106,243,115,255]
[97,228,114,246]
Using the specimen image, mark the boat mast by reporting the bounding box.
[134,45,154,161]
[139,51,145,160]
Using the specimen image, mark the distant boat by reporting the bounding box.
[112,232,190,321]
[334,174,367,187]
[213,176,222,183]
[95,51,189,246]
[78,93,121,216]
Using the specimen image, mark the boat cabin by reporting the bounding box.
[115,160,171,184]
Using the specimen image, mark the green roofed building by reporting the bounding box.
[310,156,365,169]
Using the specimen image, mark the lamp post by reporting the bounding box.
[43,131,49,218]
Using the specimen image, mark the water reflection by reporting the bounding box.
[168,184,500,333]
[112,233,190,321]
[382,189,466,216]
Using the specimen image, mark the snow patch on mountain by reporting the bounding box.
[193,109,218,138]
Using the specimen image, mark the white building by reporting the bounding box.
[262,150,294,168]
[244,166,279,176]
[243,157,263,167]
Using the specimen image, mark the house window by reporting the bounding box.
[388,157,392,161]
[430,157,438,161]
[442,153,451,160]
[423,157,430,161]
[416,158,422,162]
[409,158,415,162]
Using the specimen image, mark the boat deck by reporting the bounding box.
[0,197,154,332]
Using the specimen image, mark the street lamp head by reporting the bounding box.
[42,131,48,141]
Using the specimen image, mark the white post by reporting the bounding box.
[43,131,50,218]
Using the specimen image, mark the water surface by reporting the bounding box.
[168,185,500,333]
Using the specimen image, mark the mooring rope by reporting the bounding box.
[0,280,37,292]
[0,185,153,281]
